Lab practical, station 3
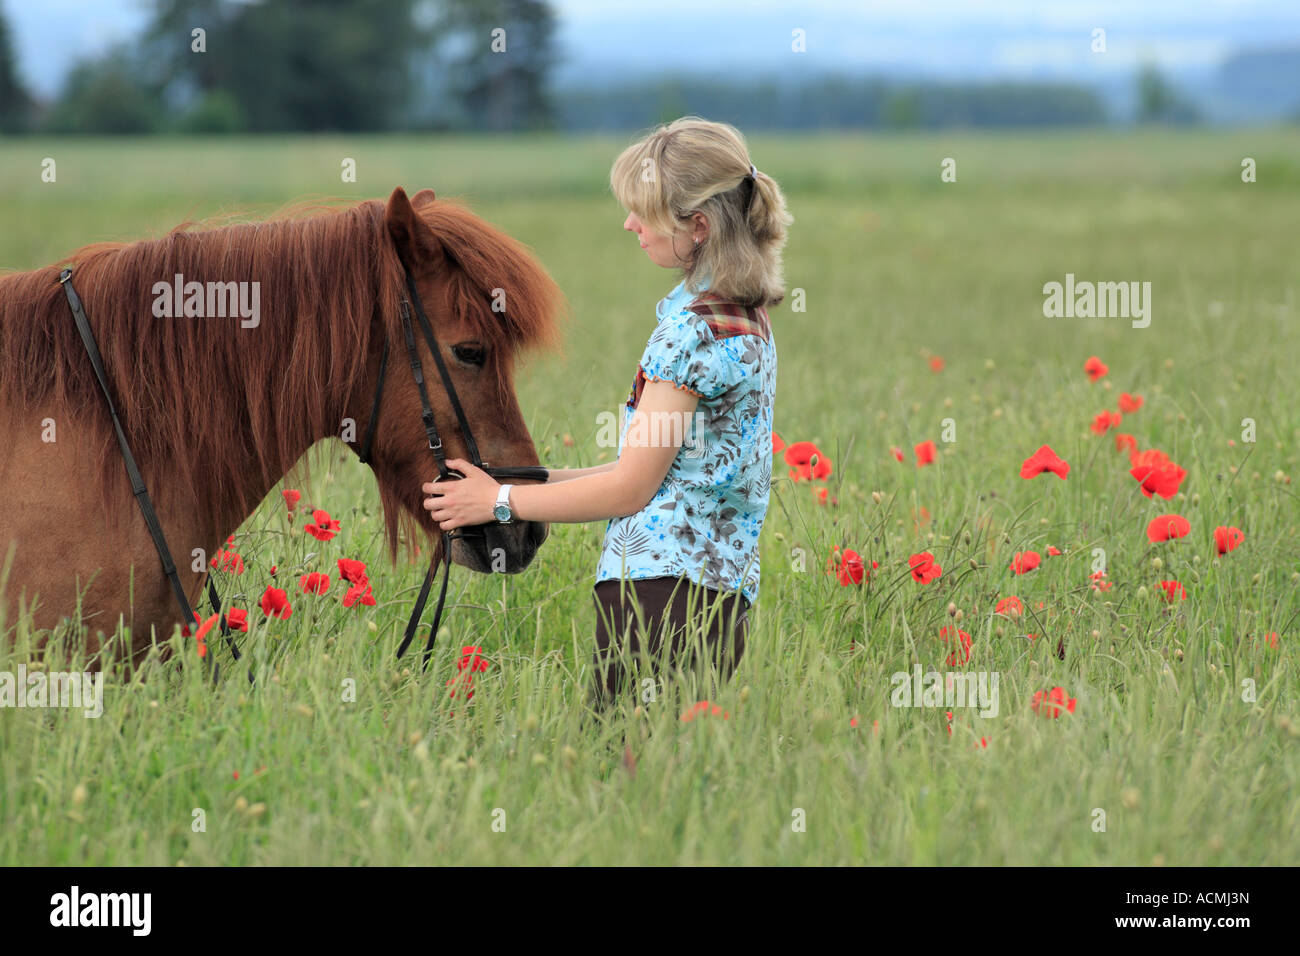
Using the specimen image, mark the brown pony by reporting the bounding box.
[0,186,564,664]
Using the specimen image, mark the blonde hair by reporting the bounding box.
[610,116,792,308]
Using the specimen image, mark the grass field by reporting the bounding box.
[1,129,1299,864]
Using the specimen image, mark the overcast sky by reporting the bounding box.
[5,0,1298,97]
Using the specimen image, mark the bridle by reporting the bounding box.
[57,251,545,680]
[355,259,547,669]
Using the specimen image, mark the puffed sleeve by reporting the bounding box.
[638,310,746,401]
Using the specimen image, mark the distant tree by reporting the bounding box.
[434,0,557,131]
[44,45,162,133]
[1136,62,1201,124]
[143,0,431,132]
[0,9,32,133]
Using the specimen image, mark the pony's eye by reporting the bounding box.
[452,344,486,367]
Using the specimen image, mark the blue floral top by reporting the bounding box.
[594,277,777,607]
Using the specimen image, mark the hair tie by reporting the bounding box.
[748,164,757,181]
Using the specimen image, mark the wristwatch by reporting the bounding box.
[493,483,515,523]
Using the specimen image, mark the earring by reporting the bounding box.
[693,237,700,244]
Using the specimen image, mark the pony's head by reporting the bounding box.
[362,186,563,574]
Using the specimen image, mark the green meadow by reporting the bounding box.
[1,130,1298,864]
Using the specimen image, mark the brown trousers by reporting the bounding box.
[590,575,750,709]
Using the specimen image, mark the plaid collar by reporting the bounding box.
[686,291,771,342]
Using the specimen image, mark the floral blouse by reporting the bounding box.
[594,277,776,608]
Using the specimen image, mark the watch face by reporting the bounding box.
[493,504,511,522]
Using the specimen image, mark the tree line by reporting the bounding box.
[0,1,1213,135]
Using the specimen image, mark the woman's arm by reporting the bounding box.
[508,381,699,523]
[545,462,617,482]
[422,382,699,529]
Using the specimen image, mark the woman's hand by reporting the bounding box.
[422,459,499,530]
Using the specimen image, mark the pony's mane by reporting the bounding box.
[0,195,565,560]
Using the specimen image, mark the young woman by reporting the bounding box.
[423,116,792,709]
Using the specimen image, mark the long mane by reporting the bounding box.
[0,196,565,556]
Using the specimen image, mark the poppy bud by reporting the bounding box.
[1152,557,1163,570]
[947,602,957,616]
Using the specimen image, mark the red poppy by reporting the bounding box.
[1146,514,1191,542]
[1156,580,1186,602]
[915,440,936,467]
[940,626,972,666]
[681,699,729,722]
[259,586,293,619]
[299,572,330,595]
[192,612,221,659]
[1091,409,1121,434]
[1031,686,1076,718]
[1114,433,1138,457]
[891,446,905,462]
[1131,448,1170,469]
[225,608,249,632]
[913,505,931,531]
[1264,632,1280,650]
[1046,545,1062,556]
[772,432,786,454]
[457,645,491,674]
[1213,526,1245,555]
[1118,392,1144,414]
[1009,551,1041,574]
[995,596,1024,618]
[337,558,369,585]
[343,580,376,607]
[929,356,945,372]
[304,509,341,541]
[282,489,301,513]
[1089,571,1113,591]
[1019,445,1069,480]
[785,441,831,481]
[180,610,201,637]
[269,565,277,576]
[447,673,476,702]
[1130,459,1187,499]
[908,552,942,584]
[834,548,876,586]
[1084,356,1108,382]
[209,548,245,574]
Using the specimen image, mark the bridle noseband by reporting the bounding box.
[357,260,547,669]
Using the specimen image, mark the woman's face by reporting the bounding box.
[623,210,689,268]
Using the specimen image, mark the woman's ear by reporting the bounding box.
[691,212,710,244]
